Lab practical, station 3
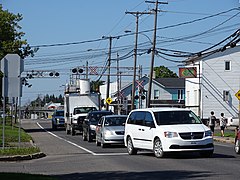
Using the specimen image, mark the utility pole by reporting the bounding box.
[126,11,151,111]
[146,1,168,108]
[102,36,119,110]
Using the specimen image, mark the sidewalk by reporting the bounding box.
[213,136,235,144]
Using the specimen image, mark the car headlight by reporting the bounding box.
[104,130,113,136]
[205,130,212,137]
[164,131,178,138]
[90,125,96,130]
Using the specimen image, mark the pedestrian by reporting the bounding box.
[219,112,227,137]
[208,111,216,134]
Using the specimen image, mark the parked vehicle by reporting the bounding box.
[124,108,214,158]
[234,127,240,154]
[227,117,239,127]
[82,110,114,142]
[64,79,100,136]
[96,115,127,148]
[52,110,65,130]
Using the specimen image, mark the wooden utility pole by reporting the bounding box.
[146,1,168,108]
[102,36,119,110]
[126,11,151,110]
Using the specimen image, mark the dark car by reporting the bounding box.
[82,110,114,142]
[52,110,64,130]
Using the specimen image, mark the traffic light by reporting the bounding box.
[134,95,139,100]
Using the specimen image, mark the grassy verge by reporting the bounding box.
[0,147,40,156]
[214,131,235,138]
[0,173,56,180]
[0,117,40,156]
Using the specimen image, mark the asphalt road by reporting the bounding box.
[0,119,240,180]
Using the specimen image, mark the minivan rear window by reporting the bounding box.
[154,111,202,125]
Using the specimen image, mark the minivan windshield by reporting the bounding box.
[154,110,202,125]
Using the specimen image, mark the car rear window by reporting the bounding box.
[55,111,64,116]
[154,110,202,125]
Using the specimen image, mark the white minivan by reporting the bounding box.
[124,108,214,158]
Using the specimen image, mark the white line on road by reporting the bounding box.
[36,122,128,156]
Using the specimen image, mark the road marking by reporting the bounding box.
[36,122,127,156]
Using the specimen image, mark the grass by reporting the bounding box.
[0,147,40,156]
[214,131,236,138]
[0,117,40,156]
[0,173,56,180]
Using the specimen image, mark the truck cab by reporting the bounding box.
[70,106,97,135]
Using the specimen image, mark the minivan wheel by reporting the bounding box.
[153,138,164,158]
[127,137,137,155]
[234,140,240,154]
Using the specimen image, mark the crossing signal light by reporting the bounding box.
[72,68,83,73]
[134,95,139,100]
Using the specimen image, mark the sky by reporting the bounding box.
[1,0,240,105]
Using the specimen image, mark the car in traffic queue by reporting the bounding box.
[82,110,114,142]
[124,107,214,158]
[52,110,65,130]
[95,115,127,148]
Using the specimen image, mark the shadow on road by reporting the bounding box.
[54,170,216,180]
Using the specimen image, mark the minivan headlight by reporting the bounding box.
[164,131,178,138]
[205,130,212,137]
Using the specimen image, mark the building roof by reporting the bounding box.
[154,78,185,88]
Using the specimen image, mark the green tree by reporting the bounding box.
[0,5,38,60]
[90,80,105,92]
[154,65,178,78]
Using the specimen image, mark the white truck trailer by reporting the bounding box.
[64,79,100,135]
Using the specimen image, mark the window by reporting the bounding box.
[154,90,160,99]
[225,61,231,71]
[144,112,155,127]
[223,90,230,101]
[178,89,184,100]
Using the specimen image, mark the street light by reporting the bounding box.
[125,30,152,110]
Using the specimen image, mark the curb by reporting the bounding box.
[213,137,235,144]
[0,152,46,161]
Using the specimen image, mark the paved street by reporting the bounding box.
[0,119,240,180]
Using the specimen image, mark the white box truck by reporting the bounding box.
[64,79,100,136]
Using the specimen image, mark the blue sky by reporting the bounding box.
[2,0,240,105]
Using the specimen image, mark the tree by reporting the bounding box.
[0,5,38,60]
[0,5,38,100]
[154,66,178,78]
[90,80,105,92]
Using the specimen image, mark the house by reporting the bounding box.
[184,45,240,120]
[100,76,185,114]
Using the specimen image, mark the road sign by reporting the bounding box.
[235,90,240,100]
[106,97,112,105]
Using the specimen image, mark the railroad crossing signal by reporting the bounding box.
[106,97,113,105]
[235,90,240,100]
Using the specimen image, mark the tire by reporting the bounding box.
[199,150,214,158]
[127,137,137,155]
[66,125,71,135]
[71,127,75,136]
[96,139,101,146]
[52,123,57,130]
[153,138,164,158]
[101,141,107,148]
[82,131,87,141]
[234,139,240,154]
[87,132,93,142]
